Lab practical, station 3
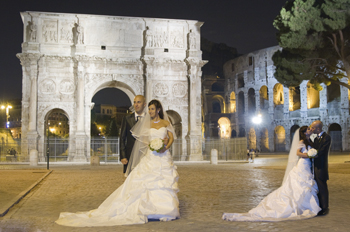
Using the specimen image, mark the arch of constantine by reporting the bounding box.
[17,12,206,162]
[213,46,349,152]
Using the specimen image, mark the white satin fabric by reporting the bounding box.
[222,142,321,222]
[56,127,180,227]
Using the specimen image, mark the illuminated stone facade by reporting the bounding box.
[221,46,348,152]
[17,11,205,162]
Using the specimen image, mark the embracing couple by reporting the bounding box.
[223,120,331,221]
[56,96,180,226]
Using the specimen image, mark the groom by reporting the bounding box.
[310,120,331,216]
[119,95,146,173]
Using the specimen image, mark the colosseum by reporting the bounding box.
[203,45,348,152]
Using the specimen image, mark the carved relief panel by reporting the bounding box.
[59,21,74,43]
[172,82,187,98]
[42,20,58,43]
[145,25,185,49]
[39,79,56,94]
[59,79,75,94]
[169,27,184,48]
[153,82,169,97]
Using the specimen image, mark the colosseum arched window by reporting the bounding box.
[260,127,269,151]
[274,125,285,152]
[307,81,320,109]
[273,83,284,106]
[329,123,342,151]
[289,86,301,111]
[327,82,340,103]
[259,85,269,111]
[218,117,231,139]
[237,91,245,117]
[230,91,236,113]
[248,88,256,113]
[212,95,225,113]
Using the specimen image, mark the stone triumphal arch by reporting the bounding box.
[17,12,206,162]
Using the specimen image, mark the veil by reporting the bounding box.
[125,99,176,176]
[282,128,301,184]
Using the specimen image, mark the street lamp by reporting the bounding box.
[252,113,262,124]
[1,105,12,128]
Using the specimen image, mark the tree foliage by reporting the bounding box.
[273,0,350,90]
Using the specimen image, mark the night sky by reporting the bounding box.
[0,0,287,106]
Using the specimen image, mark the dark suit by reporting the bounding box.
[119,113,137,173]
[313,132,331,210]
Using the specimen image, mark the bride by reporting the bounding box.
[222,126,321,221]
[55,99,180,227]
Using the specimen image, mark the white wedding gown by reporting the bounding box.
[56,127,180,227]
[222,143,321,221]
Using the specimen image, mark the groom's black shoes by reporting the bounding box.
[317,208,329,216]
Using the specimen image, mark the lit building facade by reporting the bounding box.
[219,46,347,152]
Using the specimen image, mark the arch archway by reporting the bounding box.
[307,81,320,109]
[231,129,237,138]
[212,95,225,113]
[260,127,269,152]
[327,82,340,103]
[237,91,245,118]
[230,91,236,113]
[290,125,300,144]
[218,117,231,139]
[248,88,256,113]
[238,127,246,137]
[259,85,268,110]
[91,88,131,137]
[273,83,284,106]
[88,81,136,106]
[289,86,300,111]
[44,108,70,161]
[327,82,341,116]
[167,110,182,138]
[167,110,182,160]
[237,73,244,88]
[274,125,286,152]
[329,123,342,151]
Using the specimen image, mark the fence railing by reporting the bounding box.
[90,137,120,163]
[0,137,247,163]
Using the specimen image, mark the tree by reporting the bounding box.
[273,0,350,90]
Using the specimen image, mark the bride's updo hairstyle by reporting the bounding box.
[148,99,164,119]
[299,126,313,147]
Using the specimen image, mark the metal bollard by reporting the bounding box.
[211,149,218,165]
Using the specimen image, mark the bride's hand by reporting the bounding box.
[159,145,167,153]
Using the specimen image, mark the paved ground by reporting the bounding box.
[0,153,349,232]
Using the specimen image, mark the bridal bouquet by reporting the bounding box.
[149,138,165,153]
[307,148,318,158]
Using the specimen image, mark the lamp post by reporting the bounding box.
[46,122,50,170]
[1,105,12,128]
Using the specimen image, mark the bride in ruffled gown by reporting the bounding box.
[222,126,321,222]
[56,99,180,227]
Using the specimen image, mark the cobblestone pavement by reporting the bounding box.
[0,153,349,232]
[0,169,50,217]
